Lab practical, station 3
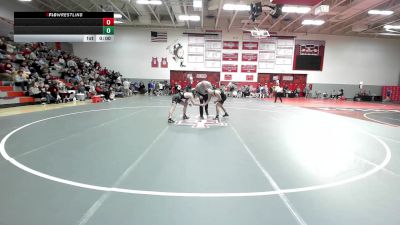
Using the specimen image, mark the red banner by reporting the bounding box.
[242,53,258,62]
[223,41,239,49]
[242,41,259,50]
[241,65,257,73]
[224,74,232,80]
[170,70,221,91]
[222,64,238,72]
[246,75,254,81]
[55,42,61,50]
[222,53,238,61]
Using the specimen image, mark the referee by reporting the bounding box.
[195,80,213,119]
[274,84,283,103]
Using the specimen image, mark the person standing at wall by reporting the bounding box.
[264,84,269,98]
[337,89,344,99]
[147,81,152,95]
[123,79,131,97]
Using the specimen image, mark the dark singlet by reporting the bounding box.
[172,91,188,103]
[215,89,227,103]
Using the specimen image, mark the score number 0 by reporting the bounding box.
[102,18,114,34]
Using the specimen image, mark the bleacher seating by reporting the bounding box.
[0,81,36,107]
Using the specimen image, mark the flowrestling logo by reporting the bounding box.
[46,12,83,18]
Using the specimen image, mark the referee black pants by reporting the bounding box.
[199,94,209,117]
[274,93,282,103]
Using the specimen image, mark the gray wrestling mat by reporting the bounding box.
[0,96,399,225]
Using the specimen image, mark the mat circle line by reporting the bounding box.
[363,111,400,127]
[0,106,392,197]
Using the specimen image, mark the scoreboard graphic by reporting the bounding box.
[14,12,114,42]
[300,44,319,55]
[293,40,325,71]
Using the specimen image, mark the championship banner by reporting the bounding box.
[222,64,238,72]
[224,74,232,80]
[241,65,257,73]
[242,53,258,62]
[294,40,325,71]
[222,53,239,61]
[242,41,259,50]
[246,75,254,81]
[223,41,239,50]
[282,75,293,81]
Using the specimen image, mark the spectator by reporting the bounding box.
[14,70,28,92]
[337,89,344,99]
[95,82,111,101]
[67,57,77,68]
[139,82,146,94]
[123,79,131,97]
[331,89,337,99]
[0,63,10,80]
[0,37,127,105]
[264,84,269,97]
[29,82,46,103]
[48,81,60,103]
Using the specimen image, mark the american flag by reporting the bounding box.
[151,31,167,42]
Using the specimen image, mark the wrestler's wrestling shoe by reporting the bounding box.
[183,114,189,120]
[168,118,175,123]
[223,113,229,117]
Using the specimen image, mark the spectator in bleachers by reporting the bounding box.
[14,70,28,92]
[0,36,129,105]
[0,63,9,80]
[67,57,77,68]
[95,82,111,101]
[77,81,86,94]
[58,56,66,67]
[29,82,46,103]
[48,81,60,103]
[0,38,7,51]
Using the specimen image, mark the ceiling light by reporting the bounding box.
[115,21,124,24]
[302,19,325,25]
[178,15,200,21]
[315,5,329,15]
[193,0,202,8]
[18,0,32,1]
[223,4,250,11]
[368,10,393,15]
[114,13,122,19]
[384,25,400,29]
[282,5,310,14]
[136,0,162,5]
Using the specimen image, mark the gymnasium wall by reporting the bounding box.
[0,0,37,36]
[72,27,400,87]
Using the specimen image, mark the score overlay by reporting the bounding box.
[14,12,114,42]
